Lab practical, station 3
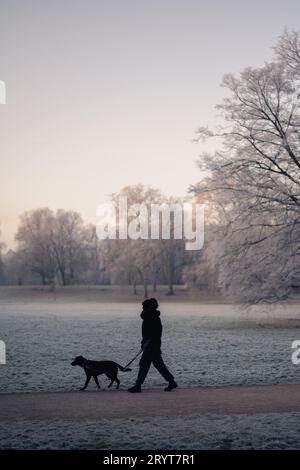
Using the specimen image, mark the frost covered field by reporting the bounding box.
[1,293,300,449]
[2,413,300,450]
[0,299,300,392]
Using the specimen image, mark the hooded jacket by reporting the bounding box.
[140,309,162,352]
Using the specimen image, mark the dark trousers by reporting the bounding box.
[136,350,174,386]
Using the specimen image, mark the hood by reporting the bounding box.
[140,309,161,319]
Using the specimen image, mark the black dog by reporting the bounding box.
[71,355,131,390]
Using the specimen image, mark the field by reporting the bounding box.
[1,286,300,449]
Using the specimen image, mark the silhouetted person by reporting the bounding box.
[128,298,177,393]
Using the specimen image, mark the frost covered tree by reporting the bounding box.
[15,208,58,285]
[192,30,300,304]
[103,185,189,296]
[103,185,164,297]
[15,208,87,286]
[182,224,219,294]
[50,209,86,285]
[83,224,108,285]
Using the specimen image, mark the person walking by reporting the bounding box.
[128,298,177,393]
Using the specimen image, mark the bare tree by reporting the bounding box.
[50,209,86,285]
[83,224,108,285]
[182,225,219,294]
[104,185,190,296]
[16,208,57,285]
[15,208,87,287]
[104,185,160,297]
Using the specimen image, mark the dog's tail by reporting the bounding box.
[116,363,132,372]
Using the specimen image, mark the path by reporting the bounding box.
[1,384,300,421]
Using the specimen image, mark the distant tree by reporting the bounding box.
[103,185,162,297]
[15,208,87,286]
[182,225,219,294]
[15,208,57,285]
[104,185,190,296]
[83,224,108,285]
[105,239,140,294]
[50,209,86,285]
[156,228,189,296]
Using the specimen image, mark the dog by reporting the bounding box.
[71,355,131,390]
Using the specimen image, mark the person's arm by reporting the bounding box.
[141,315,151,350]
[157,318,162,339]
[141,338,151,351]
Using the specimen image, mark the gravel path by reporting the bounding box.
[1,384,300,421]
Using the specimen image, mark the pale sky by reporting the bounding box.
[1,0,300,247]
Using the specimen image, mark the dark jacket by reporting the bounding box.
[140,309,162,353]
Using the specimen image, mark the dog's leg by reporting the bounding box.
[115,377,120,389]
[106,373,114,388]
[80,375,91,391]
[93,376,101,389]
[108,379,114,388]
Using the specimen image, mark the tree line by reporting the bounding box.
[0,186,204,297]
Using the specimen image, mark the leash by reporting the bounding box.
[124,348,143,369]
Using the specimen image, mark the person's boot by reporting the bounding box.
[128,384,142,393]
[164,380,178,392]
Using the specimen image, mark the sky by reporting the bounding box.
[1,0,300,247]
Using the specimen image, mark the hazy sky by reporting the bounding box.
[1,0,300,247]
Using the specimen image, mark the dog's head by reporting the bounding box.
[71,355,85,367]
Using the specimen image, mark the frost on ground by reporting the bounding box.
[0,302,300,392]
[1,301,300,450]
[1,412,300,450]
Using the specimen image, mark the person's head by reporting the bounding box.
[142,298,159,311]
